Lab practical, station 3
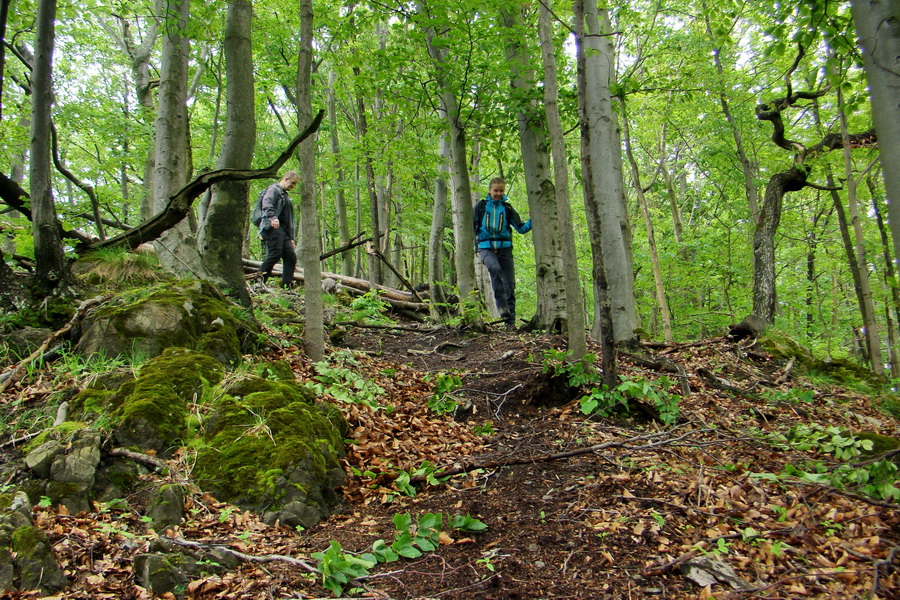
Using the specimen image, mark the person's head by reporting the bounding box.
[279,171,300,191]
[489,177,506,201]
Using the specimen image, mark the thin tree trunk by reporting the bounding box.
[298,0,324,361]
[838,86,883,375]
[620,98,673,343]
[327,69,353,277]
[428,134,450,321]
[538,0,585,358]
[575,0,617,387]
[702,2,761,221]
[30,0,73,293]
[421,8,477,305]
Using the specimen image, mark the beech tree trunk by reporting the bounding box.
[30,0,74,294]
[621,99,673,343]
[427,137,450,321]
[196,0,255,308]
[575,0,617,387]
[575,0,638,349]
[752,167,808,324]
[327,69,353,277]
[849,0,900,269]
[500,5,567,332]
[421,9,477,305]
[298,0,324,361]
[538,1,586,358]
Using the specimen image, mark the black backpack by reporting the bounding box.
[251,185,280,227]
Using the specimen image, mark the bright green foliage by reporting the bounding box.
[311,351,385,408]
[426,372,462,414]
[311,511,487,596]
[752,424,900,501]
[334,291,394,325]
[580,376,681,426]
[311,540,377,597]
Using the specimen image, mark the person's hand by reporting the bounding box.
[271,217,280,229]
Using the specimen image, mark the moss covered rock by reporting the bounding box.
[70,348,226,457]
[0,491,68,594]
[74,279,257,365]
[193,376,347,528]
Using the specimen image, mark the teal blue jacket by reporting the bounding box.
[473,195,532,250]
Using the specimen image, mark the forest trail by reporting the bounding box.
[2,320,899,599]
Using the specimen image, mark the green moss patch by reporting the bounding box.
[193,377,346,517]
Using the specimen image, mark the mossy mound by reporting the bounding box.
[71,348,226,456]
[74,279,258,365]
[193,376,347,528]
[73,247,169,290]
[855,432,900,463]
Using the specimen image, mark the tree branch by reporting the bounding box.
[76,109,325,254]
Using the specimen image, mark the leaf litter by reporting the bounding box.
[1,325,898,599]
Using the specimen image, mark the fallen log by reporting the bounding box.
[242,258,427,306]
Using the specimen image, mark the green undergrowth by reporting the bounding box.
[312,512,487,596]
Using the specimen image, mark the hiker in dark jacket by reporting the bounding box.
[473,177,532,328]
[257,171,299,289]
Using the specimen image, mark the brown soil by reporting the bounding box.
[3,321,900,600]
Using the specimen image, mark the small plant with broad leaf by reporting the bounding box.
[311,512,488,596]
[426,372,462,414]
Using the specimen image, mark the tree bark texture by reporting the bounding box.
[576,0,638,348]
[152,0,191,214]
[30,0,74,294]
[538,0,586,358]
[752,167,808,324]
[428,134,450,320]
[500,5,567,332]
[297,0,325,361]
[422,12,477,304]
[575,0,617,387]
[327,69,353,277]
[196,0,256,308]
[849,0,900,272]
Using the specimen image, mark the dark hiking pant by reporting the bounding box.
[478,247,516,324]
[258,228,297,288]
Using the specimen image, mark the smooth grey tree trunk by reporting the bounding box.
[297,0,324,361]
[850,0,900,269]
[327,69,353,277]
[538,1,586,357]
[196,0,255,308]
[621,99,673,343]
[500,5,567,332]
[577,0,638,348]
[30,0,73,294]
[575,0,617,387]
[839,91,883,375]
[152,0,190,214]
[421,12,477,306]
[428,134,450,321]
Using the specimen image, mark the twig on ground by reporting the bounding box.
[0,294,111,395]
[166,535,320,574]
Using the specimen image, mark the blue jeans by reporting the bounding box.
[478,247,516,323]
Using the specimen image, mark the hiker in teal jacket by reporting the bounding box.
[473,177,532,328]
